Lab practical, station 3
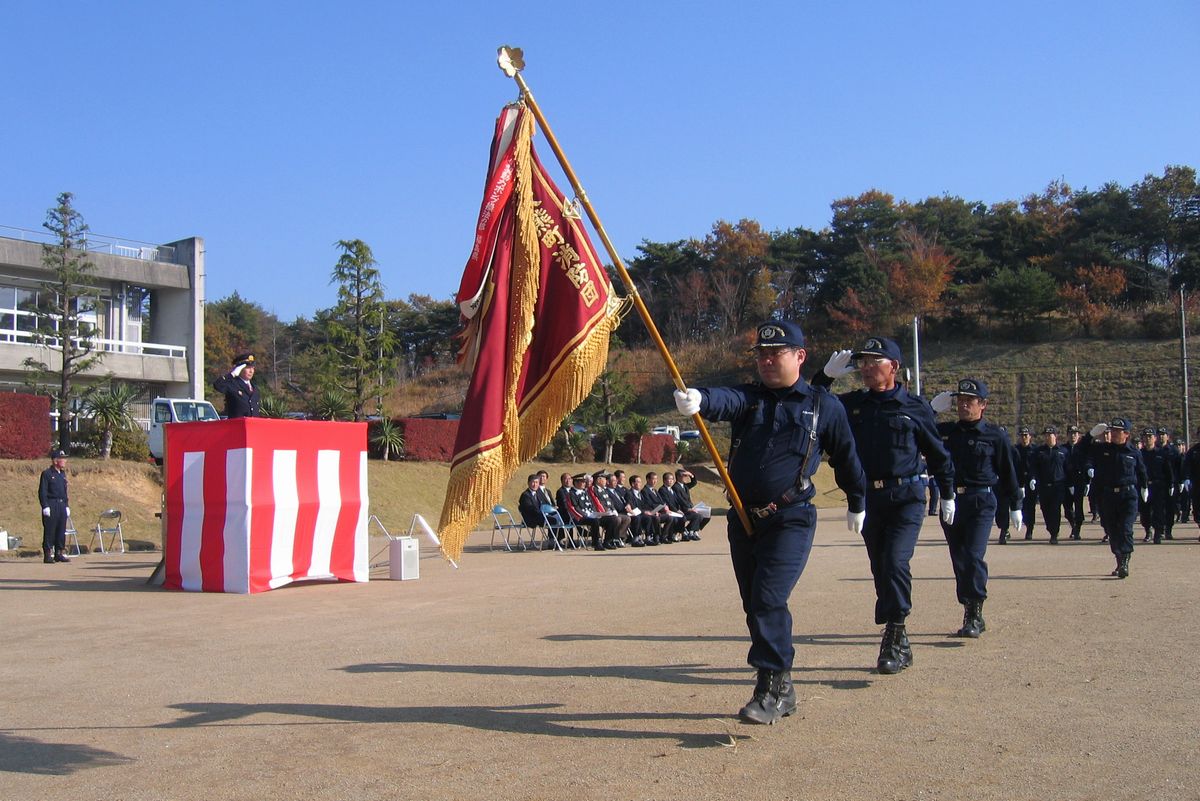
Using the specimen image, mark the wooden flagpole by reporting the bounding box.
[497,46,756,537]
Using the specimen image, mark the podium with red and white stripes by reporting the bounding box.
[163,418,369,593]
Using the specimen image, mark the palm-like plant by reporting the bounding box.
[595,420,628,465]
[626,413,650,464]
[311,389,352,421]
[259,396,289,419]
[371,417,405,461]
[81,383,140,459]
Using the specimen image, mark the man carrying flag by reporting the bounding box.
[437,104,624,561]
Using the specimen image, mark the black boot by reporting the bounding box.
[1117,553,1130,579]
[998,531,1008,545]
[955,600,984,638]
[737,669,796,725]
[43,547,55,564]
[877,622,912,674]
[54,546,70,563]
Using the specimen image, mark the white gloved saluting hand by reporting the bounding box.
[823,349,855,378]
[940,498,956,526]
[1010,509,1023,532]
[930,391,955,414]
[231,362,247,378]
[673,388,701,416]
[1090,423,1108,438]
[847,510,865,535]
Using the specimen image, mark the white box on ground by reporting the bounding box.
[389,537,420,580]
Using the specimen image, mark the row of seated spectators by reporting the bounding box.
[518,468,710,551]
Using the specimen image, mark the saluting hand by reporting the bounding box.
[823,350,855,378]
[930,391,955,414]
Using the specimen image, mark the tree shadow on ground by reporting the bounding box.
[0,732,131,775]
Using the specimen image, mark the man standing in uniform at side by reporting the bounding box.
[674,320,865,724]
[1185,431,1200,539]
[930,379,1021,637]
[1064,425,1091,540]
[1082,419,1147,578]
[213,353,261,418]
[1014,426,1037,539]
[816,337,954,675]
[38,449,72,564]
[1031,426,1070,544]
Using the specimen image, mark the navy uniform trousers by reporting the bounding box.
[940,488,996,603]
[1037,482,1066,538]
[727,503,817,671]
[1098,487,1138,556]
[862,479,927,625]
[42,498,68,551]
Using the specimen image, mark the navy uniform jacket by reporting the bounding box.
[1066,442,1092,484]
[38,467,69,506]
[811,377,952,498]
[937,419,1020,511]
[1184,445,1200,484]
[1082,434,1148,492]
[213,372,261,418]
[1143,446,1176,485]
[1032,444,1071,484]
[1015,443,1035,485]
[699,377,866,512]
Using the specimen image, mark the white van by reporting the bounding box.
[148,397,220,463]
[651,425,681,441]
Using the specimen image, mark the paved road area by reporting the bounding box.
[3,512,1197,800]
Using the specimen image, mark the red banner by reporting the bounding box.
[437,105,622,560]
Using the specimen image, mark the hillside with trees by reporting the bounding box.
[202,165,1200,451]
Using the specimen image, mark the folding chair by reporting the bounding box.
[490,505,528,551]
[90,509,125,554]
[540,504,579,550]
[65,514,82,556]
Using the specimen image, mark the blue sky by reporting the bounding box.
[3,1,1197,321]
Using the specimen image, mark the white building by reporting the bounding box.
[0,226,204,426]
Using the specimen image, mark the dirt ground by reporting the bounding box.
[3,511,1198,801]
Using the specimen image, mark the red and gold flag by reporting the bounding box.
[437,104,623,560]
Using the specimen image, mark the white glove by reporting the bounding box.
[1029,479,1037,491]
[847,510,865,535]
[1018,487,1026,501]
[1087,468,1095,479]
[231,362,247,377]
[1140,488,1149,503]
[1068,486,1074,496]
[1178,483,1186,494]
[42,507,50,517]
[823,349,855,378]
[65,506,70,517]
[1089,423,1108,438]
[1084,484,1091,497]
[939,498,956,525]
[1185,480,1192,492]
[930,391,955,414]
[1010,509,1023,531]
[1169,485,1176,496]
[673,388,701,416]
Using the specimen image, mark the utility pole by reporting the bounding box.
[1182,284,1191,446]
[912,316,921,396]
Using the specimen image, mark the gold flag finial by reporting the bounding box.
[497,46,525,77]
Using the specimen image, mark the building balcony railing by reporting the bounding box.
[0,327,186,359]
[0,225,177,264]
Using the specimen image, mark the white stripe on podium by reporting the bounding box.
[180,452,205,592]
[269,451,299,589]
[309,450,340,579]
[223,448,251,594]
[354,450,369,582]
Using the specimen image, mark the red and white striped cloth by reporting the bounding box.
[163,419,368,593]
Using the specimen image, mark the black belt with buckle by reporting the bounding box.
[748,500,812,519]
[869,475,922,490]
[955,486,992,494]
[1110,484,1133,494]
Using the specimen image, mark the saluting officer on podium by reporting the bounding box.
[214,353,261,419]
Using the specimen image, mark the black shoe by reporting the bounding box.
[1024,531,1033,541]
[43,549,55,564]
[604,540,618,550]
[955,600,985,638]
[877,623,912,674]
[1117,554,1130,579]
[998,532,1008,545]
[54,550,71,563]
[1101,534,1109,543]
[1165,531,1174,540]
[645,535,658,546]
[1050,535,1059,544]
[631,536,645,547]
[737,669,796,725]
[1143,534,1151,543]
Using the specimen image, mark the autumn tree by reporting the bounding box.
[876,226,956,326]
[1058,265,1127,335]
